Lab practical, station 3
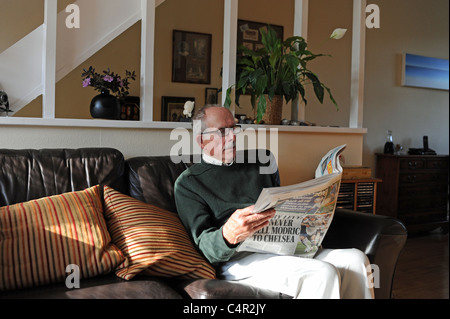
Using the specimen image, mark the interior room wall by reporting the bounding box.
[363,0,449,169]
[1,0,448,176]
[303,0,353,127]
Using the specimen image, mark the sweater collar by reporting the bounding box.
[202,153,234,167]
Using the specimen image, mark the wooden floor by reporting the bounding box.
[391,229,449,299]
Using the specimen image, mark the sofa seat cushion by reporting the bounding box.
[0,185,125,291]
[103,186,216,280]
[174,279,292,299]
[0,274,182,299]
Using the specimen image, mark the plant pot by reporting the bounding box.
[90,90,121,120]
[261,95,283,125]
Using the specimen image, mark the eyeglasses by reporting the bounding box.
[201,125,242,137]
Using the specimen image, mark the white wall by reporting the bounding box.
[363,0,449,170]
[0,123,365,186]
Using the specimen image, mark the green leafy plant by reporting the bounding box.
[225,25,342,122]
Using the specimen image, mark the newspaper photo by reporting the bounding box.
[237,145,346,258]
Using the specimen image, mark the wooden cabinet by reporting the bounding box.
[376,154,449,232]
[337,179,381,214]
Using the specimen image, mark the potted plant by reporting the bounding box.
[225,25,345,124]
[81,67,136,119]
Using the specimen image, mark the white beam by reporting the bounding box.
[293,0,309,41]
[292,0,308,122]
[140,0,156,122]
[349,0,366,128]
[221,0,238,109]
[42,0,57,119]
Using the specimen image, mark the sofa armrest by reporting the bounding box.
[322,208,407,299]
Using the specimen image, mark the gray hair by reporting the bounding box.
[193,104,223,131]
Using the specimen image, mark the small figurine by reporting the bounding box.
[0,90,13,116]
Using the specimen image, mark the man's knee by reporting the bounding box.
[317,261,340,281]
[340,248,369,266]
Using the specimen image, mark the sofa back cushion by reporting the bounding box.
[126,150,280,213]
[126,156,193,213]
[0,148,126,207]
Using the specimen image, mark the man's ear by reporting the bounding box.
[195,134,204,149]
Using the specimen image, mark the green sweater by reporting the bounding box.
[174,157,279,265]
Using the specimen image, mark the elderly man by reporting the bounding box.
[174,105,374,299]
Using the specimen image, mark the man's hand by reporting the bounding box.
[222,205,276,246]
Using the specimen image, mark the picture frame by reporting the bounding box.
[205,87,219,105]
[172,30,212,84]
[119,96,140,121]
[401,53,449,91]
[237,20,284,52]
[161,96,195,122]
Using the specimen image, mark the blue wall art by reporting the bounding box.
[402,53,449,91]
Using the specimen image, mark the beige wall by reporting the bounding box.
[0,0,44,54]
[11,0,299,120]
[0,124,363,186]
[1,0,449,176]
[363,0,449,169]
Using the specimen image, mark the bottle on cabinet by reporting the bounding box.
[384,130,394,154]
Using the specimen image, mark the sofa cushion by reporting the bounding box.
[0,274,183,299]
[0,148,126,207]
[0,185,125,291]
[126,151,280,213]
[103,186,216,280]
[127,156,193,213]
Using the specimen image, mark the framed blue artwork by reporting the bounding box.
[401,53,449,90]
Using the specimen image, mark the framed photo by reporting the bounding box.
[119,96,140,121]
[161,96,195,122]
[172,30,212,84]
[401,53,449,91]
[205,88,218,105]
[237,20,284,52]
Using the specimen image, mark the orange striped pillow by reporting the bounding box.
[103,186,216,280]
[0,185,125,291]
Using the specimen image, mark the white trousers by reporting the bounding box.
[219,248,375,299]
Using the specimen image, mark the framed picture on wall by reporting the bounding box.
[237,20,284,52]
[161,96,195,122]
[172,30,212,84]
[205,87,218,105]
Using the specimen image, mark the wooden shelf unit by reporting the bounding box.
[337,178,381,214]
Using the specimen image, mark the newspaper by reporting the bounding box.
[237,145,346,258]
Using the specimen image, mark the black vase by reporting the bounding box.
[90,90,121,120]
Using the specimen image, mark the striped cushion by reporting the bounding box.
[103,186,216,280]
[0,185,125,291]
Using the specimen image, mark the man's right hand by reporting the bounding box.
[222,205,276,246]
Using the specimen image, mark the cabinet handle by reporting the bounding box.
[408,161,418,169]
[407,175,416,183]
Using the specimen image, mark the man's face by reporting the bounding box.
[200,107,237,164]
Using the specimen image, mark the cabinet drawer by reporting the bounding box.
[399,172,448,185]
[426,159,449,170]
[400,159,425,170]
[398,184,447,198]
[398,195,447,211]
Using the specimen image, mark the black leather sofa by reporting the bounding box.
[0,148,407,299]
